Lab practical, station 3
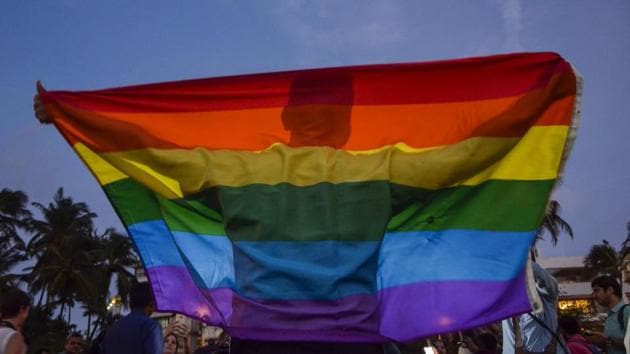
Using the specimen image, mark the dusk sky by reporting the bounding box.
[1,1,628,259]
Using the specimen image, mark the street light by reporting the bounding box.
[106,295,123,316]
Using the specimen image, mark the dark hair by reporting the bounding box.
[558,316,580,335]
[34,349,51,354]
[165,333,179,352]
[591,275,622,297]
[476,332,497,351]
[66,332,83,342]
[129,282,154,310]
[0,288,31,318]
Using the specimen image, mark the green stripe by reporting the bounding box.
[104,178,226,235]
[103,178,554,242]
[388,180,553,232]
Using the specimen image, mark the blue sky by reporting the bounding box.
[1,0,629,259]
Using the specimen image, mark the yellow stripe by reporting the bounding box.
[74,144,128,185]
[74,144,184,198]
[74,126,568,198]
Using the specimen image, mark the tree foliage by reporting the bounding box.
[0,188,31,291]
[0,186,140,349]
[584,240,620,279]
[536,200,574,246]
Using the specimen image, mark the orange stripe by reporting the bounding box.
[48,74,575,152]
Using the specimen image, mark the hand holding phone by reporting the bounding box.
[167,315,190,337]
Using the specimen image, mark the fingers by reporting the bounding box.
[33,93,52,124]
[34,81,52,124]
[166,319,190,337]
[36,80,45,93]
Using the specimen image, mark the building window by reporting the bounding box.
[558,299,593,315]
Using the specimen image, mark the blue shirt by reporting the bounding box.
[102,309,163,354]
[604,301,630,354]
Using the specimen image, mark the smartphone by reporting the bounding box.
[175,314,191,327]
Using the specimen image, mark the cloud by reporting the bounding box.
[498,0,523,51]
[269,1,406,63]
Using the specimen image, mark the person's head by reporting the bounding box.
[558,316,581,337]
[0,287,31,325]
[129,282,155,314]
[64,333,84,354]
[163,333,178,354]
[591,275,622,308]
[281,73,353,149]
[34,349,51,354]
[476,332,498,351]
[433,339,447,354]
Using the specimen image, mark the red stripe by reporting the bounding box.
[40,52,573,113]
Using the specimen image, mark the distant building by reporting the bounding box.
[538,256,596,316]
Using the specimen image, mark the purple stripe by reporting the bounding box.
[147,265,530,342]
[203,288,386,343]
[379,274,532,342]
[146,266,223,324]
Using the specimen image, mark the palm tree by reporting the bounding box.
[584,240,620,279]
[531,200,574,261]
[535,200,574,245]
[79,228,139,341]
[96,228,139,307]
[0,188,31,291]
[24,187,98,319]
[22,305,72,354]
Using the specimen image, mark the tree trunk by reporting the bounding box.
[37,289,45,307]
[87,313,92,340]
[59,303,65,320]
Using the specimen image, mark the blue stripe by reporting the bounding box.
[129,221,235,289]
[129,221,185,267]
[131,221,534,301]
[173,231,235,289]
[378,229,535,289]
[232,240,379,300]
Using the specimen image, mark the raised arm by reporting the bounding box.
[34,81,51,124]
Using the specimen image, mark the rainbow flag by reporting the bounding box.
[40,52,579,343]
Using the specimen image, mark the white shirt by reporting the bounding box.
[0,327,18,354]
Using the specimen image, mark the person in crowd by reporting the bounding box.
[101,282,163,354]
[557,316,596,354]
[502,262,565,354]
[192,330,229,354]
[0,288,31,354]
[433,339,447,354]
[163,333,178,354]
[163,318,191,354]
[59,333,84,354]
[442,333,461,354]
[457,332,477,354]
[586,275,630,354]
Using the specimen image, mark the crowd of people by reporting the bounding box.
[413,272,630,354]
[2,272,630,354]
